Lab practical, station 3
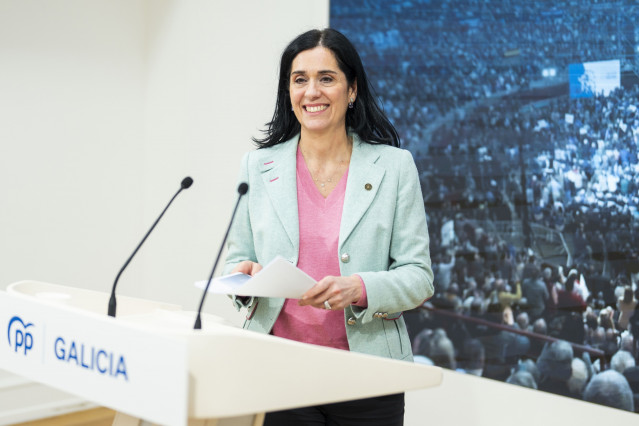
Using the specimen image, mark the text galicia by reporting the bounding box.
[54,337,128,381]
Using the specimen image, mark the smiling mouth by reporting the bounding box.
[304,105,328,113]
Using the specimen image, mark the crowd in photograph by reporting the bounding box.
[406,86,639,412]
[331,0,639,413]
[333,0,637,142]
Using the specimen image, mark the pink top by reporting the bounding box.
[271,147,366,350]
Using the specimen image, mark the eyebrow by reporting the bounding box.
[291,70,339,76]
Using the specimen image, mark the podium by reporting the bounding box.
[0,281,442,426]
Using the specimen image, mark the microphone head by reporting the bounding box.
[237,182,249,195]
[181,177,194,189]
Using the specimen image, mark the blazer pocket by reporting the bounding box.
[382,312,405,358]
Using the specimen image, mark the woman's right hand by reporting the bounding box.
[232,260,263,276]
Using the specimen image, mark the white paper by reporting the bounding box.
[195,256,316,299]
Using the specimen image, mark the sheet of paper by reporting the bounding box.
[195,256,316,299]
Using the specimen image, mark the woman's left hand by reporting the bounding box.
[298,275,362,311]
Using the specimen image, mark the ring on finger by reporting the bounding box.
[324,300,332,310]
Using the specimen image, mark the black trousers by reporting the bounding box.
[263,393,404,426]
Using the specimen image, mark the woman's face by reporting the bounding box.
[289,46,356,138]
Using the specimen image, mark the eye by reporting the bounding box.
[320,75,334,84]
[293,76,307,85]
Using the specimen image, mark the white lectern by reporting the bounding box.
[0,281,442,426]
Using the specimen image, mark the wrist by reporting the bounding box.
[351,274,368,307]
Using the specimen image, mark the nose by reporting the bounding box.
[306,79,321,98]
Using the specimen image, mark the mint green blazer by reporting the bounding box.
[224,133,434,361]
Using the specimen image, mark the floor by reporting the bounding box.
[12,408,116,426]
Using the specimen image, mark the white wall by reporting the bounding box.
[0,0,147,293]
[0,1,636,425]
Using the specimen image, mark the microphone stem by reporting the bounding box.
[194,193,244,329]
[108,186,184,317]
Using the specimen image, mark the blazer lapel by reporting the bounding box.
[340,135,385,247]
[259,137,300,252]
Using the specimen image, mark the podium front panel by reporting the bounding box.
[0,291,188,426]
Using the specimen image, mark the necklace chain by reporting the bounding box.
[300,136,352,190]
[303,153,348,188]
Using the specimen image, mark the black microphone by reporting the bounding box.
[108,176,194,317]
[194,182,249,329]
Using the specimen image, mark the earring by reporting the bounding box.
[348,98,354,109]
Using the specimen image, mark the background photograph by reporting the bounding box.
[332,0,639,413]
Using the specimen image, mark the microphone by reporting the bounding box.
[194,182,249,329]
[108,176,194,317]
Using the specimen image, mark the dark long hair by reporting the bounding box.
[253,28,400,148]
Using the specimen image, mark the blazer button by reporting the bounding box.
[347,317,356,326]
[340,253,350,263]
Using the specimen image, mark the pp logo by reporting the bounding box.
[7,316,34,355]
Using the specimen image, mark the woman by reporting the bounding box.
[224,28,433,426]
